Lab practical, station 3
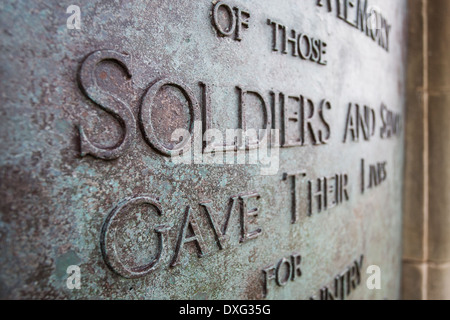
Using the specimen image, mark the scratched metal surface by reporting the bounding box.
[0,0,407,299]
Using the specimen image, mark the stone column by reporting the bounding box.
[403,0,450,300]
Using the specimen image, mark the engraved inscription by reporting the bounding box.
[78,50,137,160]
[317,0,391,52]
[212,1,250,41]
[380,103,401,139]
[71,0,405,300]
[309,255,364,300]
[361,159,387,194]
[101,191,262,277]
[262,253,302,297]
[100,196,171,278]
[308,173,349,216]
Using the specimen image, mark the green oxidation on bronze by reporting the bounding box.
[0,0,407,299]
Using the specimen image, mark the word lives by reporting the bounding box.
[361,159,387,194]
[317,0,392,52]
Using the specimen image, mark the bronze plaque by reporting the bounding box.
[0,0,407,299]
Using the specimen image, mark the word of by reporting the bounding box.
[211,1,250,41]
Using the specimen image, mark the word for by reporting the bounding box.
[262,253,302,297]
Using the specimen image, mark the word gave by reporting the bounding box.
[101,192,262,278]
